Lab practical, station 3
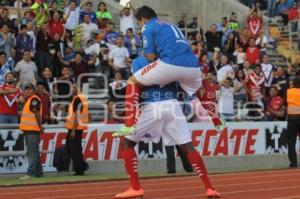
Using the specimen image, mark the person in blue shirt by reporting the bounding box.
[114,56,221,199]
[79,1,97,23]
[115,6,225,136]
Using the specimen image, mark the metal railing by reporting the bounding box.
[288,19,300,52]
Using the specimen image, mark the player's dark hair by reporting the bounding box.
[135,6,157,20]
[20,24,28,30]
[0,51,7,57]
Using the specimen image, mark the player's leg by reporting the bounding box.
[196,89,226,131]
[179,143,221,198]
[115,138,144,199]
[115,60,202,136]
[162,100,220,198]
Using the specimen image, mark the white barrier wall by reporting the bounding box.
[0,122,291,174]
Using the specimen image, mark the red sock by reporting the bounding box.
[196,93,222,127]
[188,150,214,190]
[123,148,141,190]
[125,83,140,127]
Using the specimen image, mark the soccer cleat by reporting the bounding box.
[215,118,226,132]
[206,188,221,198]
[115,187,144,199]
[112,126,135,137]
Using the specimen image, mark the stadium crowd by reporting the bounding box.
[0,0,299,125]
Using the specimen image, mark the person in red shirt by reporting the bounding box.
[0,72,23,124]
[288,2,300,21]
[48,11,65,39]
[246,38,261,66]
[193,72,220,123]
[265,86,285,121]
[246,64,265,102]
[247,6,263,39]
[36,81,51,124]
[246,64,265,120]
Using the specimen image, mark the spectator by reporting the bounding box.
[288,2,300,21]
[38,66,54,93]
[109,71,127,102]
[246,37,260,65]
[246,64,265,119]
[205,24,223,60]
[216,17,228,32]
[79,1,96,24]
[275,0,292,26]
[124,28,142,59]
[233,69,248,110]
[234,45,247,67]
[0,52,13,85]
[30,1,48,28]
[216,55,235,83]
[105,22,119,47]
[228,12,239,32]
[14,50,38,86]
[194,72,219,122]
[108,35,131,79]
[242,60,253,78]
[15,24,34,62]
[54,66,73,100]
[20,11,32,25]
[96,2,112,22]
[105,98,123,123]
[199,54,209,74]
[0,72,23,124]
[261,54,276,94]
[177,14,187,29]
[120,2,136,34]
[36,22,52,73]
[26,21,36,55]
[0,24,15,58]
[59,52,91,83]
[224,32,237,61]
[272,66,289,97]
[48,0,64,19]
[80,14,98,45]
[48,11,65,39]
[36,81,51,123]
[237,27,249,51]
[0,8,14,31]
[218,77,236,121]
[64,0,86,31]
[247,6,263,38]
[247,64,265,101]
[264,86,285,121]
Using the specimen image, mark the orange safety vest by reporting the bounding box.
[20,95,43,132]
[287,88,300,115]
[65,94,89,130]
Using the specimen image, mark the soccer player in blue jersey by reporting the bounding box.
[115,56,221,199]
[115,6,225,136]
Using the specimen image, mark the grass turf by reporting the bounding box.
[0,172,188,187]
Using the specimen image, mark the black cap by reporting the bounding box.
[24,83,35,90]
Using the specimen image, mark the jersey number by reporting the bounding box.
[170,25,186,43]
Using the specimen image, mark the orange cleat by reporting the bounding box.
[206,188,221,198]
[115,187,144,199]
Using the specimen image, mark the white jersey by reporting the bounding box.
[125,99,191,146]
[261,63,275,87]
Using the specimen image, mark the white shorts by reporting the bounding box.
[125,99,191,146]
[134,59,202,96]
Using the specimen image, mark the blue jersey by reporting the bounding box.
[132,56,177,103]
[142,18,198,68]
